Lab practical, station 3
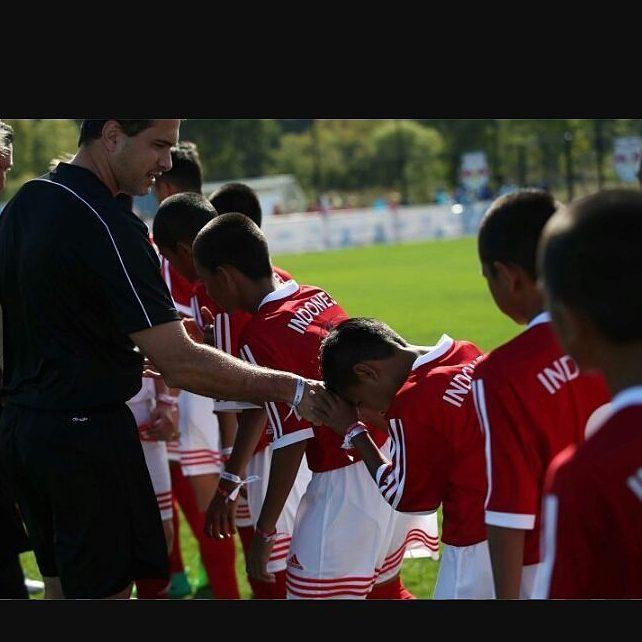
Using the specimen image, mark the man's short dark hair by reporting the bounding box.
[320,318,408,393]
[193,213,272,280]
[156,141,203,193]
[209,183,262,228]
[0,120,14,150]
[540,189,642,343]
[152,192,215,250]
[478,189,559,280]
[78,120,154,147]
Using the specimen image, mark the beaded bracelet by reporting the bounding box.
[341,421,368,450]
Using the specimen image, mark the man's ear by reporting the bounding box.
[353,362,379,383]
[102,120,123,153]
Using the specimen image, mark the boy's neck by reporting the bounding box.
[517,290,545,326]
[597,342,642,398]
[393,341,441,386]
[246,274,280,314]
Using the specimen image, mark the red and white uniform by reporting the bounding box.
[160,259,223,476]
[126,378,172,521]
[377,335,493,598]
[239,280,437,599]
[471,311,610,597]
[535,386,642,599]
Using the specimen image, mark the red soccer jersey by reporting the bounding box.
[161,257,194,317]
[238,280,388,472]
[471,312,610,565]
[380,336,487,547]
[538,386,642,598]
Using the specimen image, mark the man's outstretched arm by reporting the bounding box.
[130,320,326,422]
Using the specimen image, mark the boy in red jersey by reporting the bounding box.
[192,214,436,599]
[534,189,642,598]
[155,190,296,598]
[316,318,494,598]
[470,189,610,598]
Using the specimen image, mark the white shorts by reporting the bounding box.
[127,385,172,522]
[178,391,223,476]
[235,493,253,528]
[520,562,543,599]
[376,510,440,584]
[286,455,407,600]
[433,541,495,599]
[246,446,312,573]
[141,440,172,521]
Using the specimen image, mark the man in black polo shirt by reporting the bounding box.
[0,119,326,599]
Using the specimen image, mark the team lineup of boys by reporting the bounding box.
[134,138,641,600]
[3,118,640,600]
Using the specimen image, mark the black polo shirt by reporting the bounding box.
[0,163,180,410]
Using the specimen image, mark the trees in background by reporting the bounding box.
[3,118,641,207]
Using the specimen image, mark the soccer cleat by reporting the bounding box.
[24,578,45,595]
[195,561,210,591]
[168,571,192,598]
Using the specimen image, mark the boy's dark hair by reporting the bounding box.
[152,192,215,250]
[156,141,203,193]
[193,212,272,280]
[209,183,262,228]
[540,188,642,343]
[320,318,408,393]
[0,120,13,149]
[478,189,559,280]
[78,120,154,147]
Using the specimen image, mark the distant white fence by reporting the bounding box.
[262,201,491,255]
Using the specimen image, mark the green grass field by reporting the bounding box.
[19,236,518,599]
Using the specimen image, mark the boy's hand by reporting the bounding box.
[247,534,276,583]
[147,403,179,441]
[315,391,358,435]
[204,482,237,540]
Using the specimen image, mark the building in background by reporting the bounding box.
[133,173,307,220]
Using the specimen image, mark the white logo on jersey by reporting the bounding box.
[626,468,642,503]
[536,355,579,395]
[287,292,337,335]
[442,355,484,408]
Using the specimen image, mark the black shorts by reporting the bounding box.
[0,403,168,598]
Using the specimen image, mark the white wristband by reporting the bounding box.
[341,422,368,450]
[219,471,261,501]
[292,376,306,408]
[221,447,234,457]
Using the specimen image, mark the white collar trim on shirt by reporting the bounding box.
[411,334,455,371]
[610,385,642,415]
[258,279,299,310]
[527,311,551,329]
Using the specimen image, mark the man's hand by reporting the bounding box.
[247,533,275,584]
[312,390,358,435]
[296,380,335,426]
[147,402,179,441]
[204,482,238,540]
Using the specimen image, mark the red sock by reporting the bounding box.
[169,463,185,573]
[238,525,266,599]
[135,578,170,599]
[270,569,287,599]
[367,575,413,600]
[171,463,240,599]
[195,510,240,599]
